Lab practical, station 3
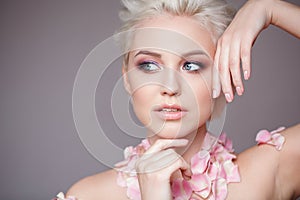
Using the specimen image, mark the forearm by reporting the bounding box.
[271,0,300,38]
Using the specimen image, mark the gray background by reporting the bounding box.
[0,0,299,199]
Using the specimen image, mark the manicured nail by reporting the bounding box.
[236,86,243,96]
[244,70,249,80]
[225,93,232,102]
[213,89,218,98]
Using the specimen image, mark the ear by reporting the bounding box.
[122,64,132,95]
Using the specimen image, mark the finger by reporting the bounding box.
[212,42,221,99]
[155,152,189,177]
[218,38,234,102]
[138,149,188,175]
[229,39,244,96]
[181,164,192,180]
[240,40,252,80]
[145,139,188,155]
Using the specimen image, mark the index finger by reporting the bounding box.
[145,139,188,155]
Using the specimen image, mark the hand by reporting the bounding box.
[135,139,191,200]
[213,0,274,102]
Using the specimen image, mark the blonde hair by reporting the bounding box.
[116,0,235,58]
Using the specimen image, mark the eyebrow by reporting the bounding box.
[133,49,210,59]
[134,50,162,58]
[182,50,209,58]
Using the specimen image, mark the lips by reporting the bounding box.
[154,104,187,120]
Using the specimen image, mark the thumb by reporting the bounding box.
[181,160,192,180]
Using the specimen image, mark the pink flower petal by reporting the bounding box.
[172,179,193,200]
[271,126,286,134]
[191,174,211,198]
[222,160,240,183]
[219,132,233,152]
[202,133,217,150]
[126,177,141,200]
[256,130,272,144]
[208,195,216,200]
[212,178,227,200]
[271,133,285,150]
[172,179,183,198]
[212,146,236,163]
[124,146,134,159]
[182,179,193,198]
[55,192,77,200]
[208,162,219,181]
[219,132,227,145]
[116,172,127,187]
[256,128,285,151]
[191,150,210,174]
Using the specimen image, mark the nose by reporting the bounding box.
[160,68,181,96]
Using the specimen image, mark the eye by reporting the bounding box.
[138,61,162,73]
[182,61,204,72]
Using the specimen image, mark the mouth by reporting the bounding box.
[154,104,188,120]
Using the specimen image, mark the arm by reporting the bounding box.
[65,170,127,200]
[278,124,300,198]
[272,0,300,39]
[213,0,300,102]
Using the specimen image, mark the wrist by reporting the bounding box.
[267,0,281,26]
[260,0,278,28]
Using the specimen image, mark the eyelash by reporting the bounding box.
[181,61,205,73]
[137,61,205,73]
[137,61,162,73]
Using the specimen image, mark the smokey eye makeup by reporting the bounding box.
[137,60,163,73]
[181,61,206,73]
[135,60,207,74]
[131,49,211,74]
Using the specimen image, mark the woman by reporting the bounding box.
[57,0,300,199]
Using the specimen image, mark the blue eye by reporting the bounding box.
[138,61,162,72]
[182,62,204,72]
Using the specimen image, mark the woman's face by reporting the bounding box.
[123,15,216,139]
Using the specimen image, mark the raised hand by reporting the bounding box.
[213,0,300,102]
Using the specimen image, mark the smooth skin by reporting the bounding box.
[66,0,300,199]
[213,0,300,102]
[66,125,300,200]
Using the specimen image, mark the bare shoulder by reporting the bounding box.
[277,123,300,198]
[66,169,127,200]
[227,124,300,199]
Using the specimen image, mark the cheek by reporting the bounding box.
[131,87,156,125]
[186,77,212,120]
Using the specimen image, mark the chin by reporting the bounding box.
[147,123,199,139]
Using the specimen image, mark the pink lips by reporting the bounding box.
[154,104,187,120]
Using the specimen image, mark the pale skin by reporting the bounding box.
[66,0,300,199]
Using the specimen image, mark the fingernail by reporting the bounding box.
[244,70,249,80]
[212,89,218,98]
[236,86,243,96]
[225,93,232,102]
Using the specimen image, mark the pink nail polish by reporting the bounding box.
[213,89,217,98]
[225,93,232,102]
[236,86,243,96]
[244,70,249,80]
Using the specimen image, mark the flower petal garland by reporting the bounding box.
[53,128,286,200]
[115,139,150,200]
[115,133,241,200]
[52,192,77,200]
[256,127,285,150]
[172,132,240,200]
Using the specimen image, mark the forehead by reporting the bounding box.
[130,15,216,59]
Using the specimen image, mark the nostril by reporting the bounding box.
[160,86,180,96]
